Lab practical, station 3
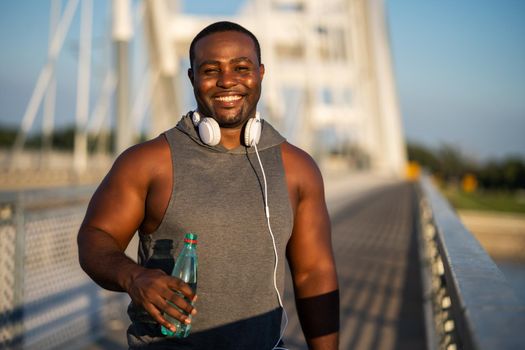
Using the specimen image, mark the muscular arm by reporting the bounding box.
[282,142,339,350]
[77,137,196,332]
[78,143,148,292]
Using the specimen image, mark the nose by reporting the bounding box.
[216,69,237,89]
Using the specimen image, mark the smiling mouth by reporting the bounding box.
[214,95,243,102]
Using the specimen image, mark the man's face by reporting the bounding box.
[188,31,264,129]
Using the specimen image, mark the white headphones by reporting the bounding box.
[191,111,262,147]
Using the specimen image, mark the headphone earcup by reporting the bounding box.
[198,117,221,146]
[244,117,262,147]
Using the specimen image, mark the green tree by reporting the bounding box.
[436,144,477,181]
[0,126,17,148]
[406,142,440,173]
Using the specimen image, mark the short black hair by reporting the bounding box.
[189,21,262,69]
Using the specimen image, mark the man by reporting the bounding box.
[78,21,339,349]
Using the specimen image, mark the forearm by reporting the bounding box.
[78,226,143,293]
[297,290,339,350]
[306,334,338,350]
[293,268,339,350]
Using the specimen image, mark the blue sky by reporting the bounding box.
[0,0,524,161]
[387,0,525,160]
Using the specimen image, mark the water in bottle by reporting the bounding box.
[161,233,198,338]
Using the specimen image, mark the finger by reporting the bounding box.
[161,289,197,316]
[151,291,194,322]
[167,278,196,301]
[166,305,192,325]
[143,302,178,333]
[154,301,191,324]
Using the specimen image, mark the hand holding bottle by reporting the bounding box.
[161,233,198,337]
[125,265,197,333]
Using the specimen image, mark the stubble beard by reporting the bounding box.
[195,87,260,128]
[215,109,249,129]
[198,99,256,129]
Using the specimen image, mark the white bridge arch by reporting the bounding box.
[132,0,406,175]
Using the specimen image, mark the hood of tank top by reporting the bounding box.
[174,112,286,154]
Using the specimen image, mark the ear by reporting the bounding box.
[259,64,265,81]
[188,68,194,86]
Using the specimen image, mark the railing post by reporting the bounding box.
[0,193,25,349]
[13,193,26,348]
[417,176,525,350]
[419,195,461,350]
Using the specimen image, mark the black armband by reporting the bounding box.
[296,289,340,338]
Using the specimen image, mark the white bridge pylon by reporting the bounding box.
[10,0,406,177]
[135,0,406,175]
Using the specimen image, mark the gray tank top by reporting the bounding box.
[127,114,293,349]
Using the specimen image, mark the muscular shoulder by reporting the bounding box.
[281,141,325,202]
[105,135,170,191]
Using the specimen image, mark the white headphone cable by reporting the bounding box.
[253,143,289,350]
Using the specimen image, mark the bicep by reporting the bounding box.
[81,155,147,251]
[286,157,337,297]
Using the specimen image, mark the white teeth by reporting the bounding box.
[215,95,242,102]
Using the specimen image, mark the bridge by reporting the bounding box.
[1,172,524,349]
[1,1,524,349]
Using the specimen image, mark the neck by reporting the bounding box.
[219,126,243,150]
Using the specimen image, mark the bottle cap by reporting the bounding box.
[184,233,198,244]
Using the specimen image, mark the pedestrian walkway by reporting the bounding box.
[283,180,426,349]
[80,174,426,350]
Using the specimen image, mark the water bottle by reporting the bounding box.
[161,233,198,338]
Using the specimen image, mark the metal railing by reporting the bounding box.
[0,186,129,350]
[2,176,525,349]
[417,176,525,350]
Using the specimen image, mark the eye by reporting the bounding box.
[203,67,219,74]
[235,66,250,72]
